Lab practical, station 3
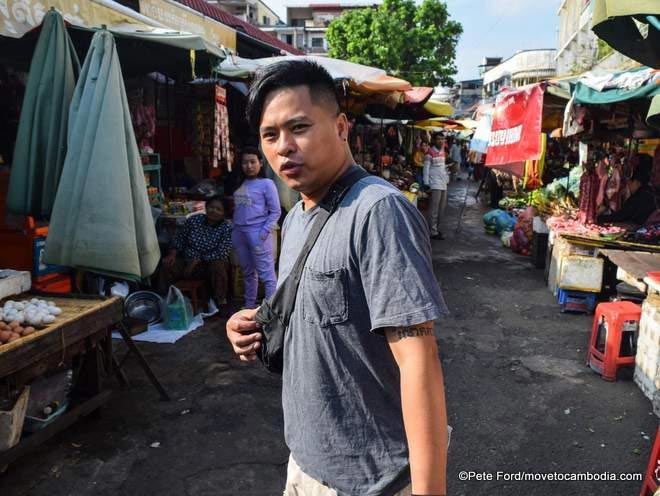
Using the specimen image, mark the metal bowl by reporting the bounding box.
[124,291,163,324]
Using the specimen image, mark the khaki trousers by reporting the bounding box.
[283,456,412,496]
[427,188,448,236]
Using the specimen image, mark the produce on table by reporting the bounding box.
[0,298,63,330]
[546,216,626,238]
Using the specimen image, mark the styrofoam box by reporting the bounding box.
[0,270,31,301]
[634,365,657,401]
[635,342,660,379]
[558,255,604,293]
[547,238,596,296]
[639,295,660,345]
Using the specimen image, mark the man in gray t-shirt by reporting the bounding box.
[226,60,449,496]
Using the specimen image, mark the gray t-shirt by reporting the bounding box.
[279,173,448,496]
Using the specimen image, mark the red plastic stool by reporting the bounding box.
[587,301,641,381]
[640,426,660,496]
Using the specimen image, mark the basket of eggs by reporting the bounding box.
[0,299,63,347]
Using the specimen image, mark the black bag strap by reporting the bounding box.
[269,165,369,325]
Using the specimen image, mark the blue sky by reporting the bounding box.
[443,0,561,81]
[267,0,562,82]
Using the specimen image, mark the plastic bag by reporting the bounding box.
[501,231,513,247]
[483,209,516,235]
[165,285,194,330]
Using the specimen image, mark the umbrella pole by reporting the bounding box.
[166,80,175,188]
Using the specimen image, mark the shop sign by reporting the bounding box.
[139,0,236,50]
[1,0,139,38]
[485,83,544,166]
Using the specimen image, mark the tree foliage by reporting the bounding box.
[326,0,462,87]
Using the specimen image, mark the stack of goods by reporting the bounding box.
[510,207,534,256]
[498,196,528,210]
[163,201,205,216]
[529,166,581,218]
[0,298,63,346]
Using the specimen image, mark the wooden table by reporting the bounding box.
[0,294,122,467]
[599,250,660,293]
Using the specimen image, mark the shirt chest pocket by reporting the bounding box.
[301,267,349,327]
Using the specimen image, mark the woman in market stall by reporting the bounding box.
[231,147,281,309]
[598,154,657,226]
[158,196,232,308]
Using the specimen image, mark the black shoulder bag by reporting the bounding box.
[254,165,369,374]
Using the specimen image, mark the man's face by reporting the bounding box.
[258,86,347,195]
[421,142,429,153]
[435,136,445,148]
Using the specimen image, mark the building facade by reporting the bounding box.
[451,79,483,117]
[205,0,281,27]
[262,1,378,55]
[556,0,599,76]
[556,0,640,76]
[481,49,557,98]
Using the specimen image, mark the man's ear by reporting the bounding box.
[336,113,349,141]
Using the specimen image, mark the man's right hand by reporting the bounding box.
[226,308,262,362]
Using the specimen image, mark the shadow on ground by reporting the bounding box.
[0,177,655,496]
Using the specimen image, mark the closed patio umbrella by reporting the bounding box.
[6,8,80,218]
[592,0,660,68]
[43,29,160,280]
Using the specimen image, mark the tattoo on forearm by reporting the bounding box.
[393,325,434,341]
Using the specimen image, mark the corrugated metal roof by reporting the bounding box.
[175,0,304,55]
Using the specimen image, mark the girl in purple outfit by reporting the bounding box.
[232,147,281,308]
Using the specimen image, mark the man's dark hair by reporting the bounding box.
[246,59,339,132]
[240,145,262,162]
[205,195,224,209]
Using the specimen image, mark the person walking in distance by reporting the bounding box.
[226,60,449,496]
[424,133,450,240]
[231,146,281,308]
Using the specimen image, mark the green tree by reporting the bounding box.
[326,0,462,87]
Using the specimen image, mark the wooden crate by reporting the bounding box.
[0,387,29,452]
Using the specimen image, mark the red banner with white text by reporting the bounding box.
[485,83,544,166]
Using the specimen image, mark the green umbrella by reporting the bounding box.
[592,0,660,68]
[6,8,80,218]
[43,29,160,281]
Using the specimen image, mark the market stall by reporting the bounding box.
[0,293,122,466]
[0,8,187,466]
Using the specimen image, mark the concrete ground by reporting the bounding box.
[1,177,657,496]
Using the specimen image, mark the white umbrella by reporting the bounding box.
[218,54,386,84]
